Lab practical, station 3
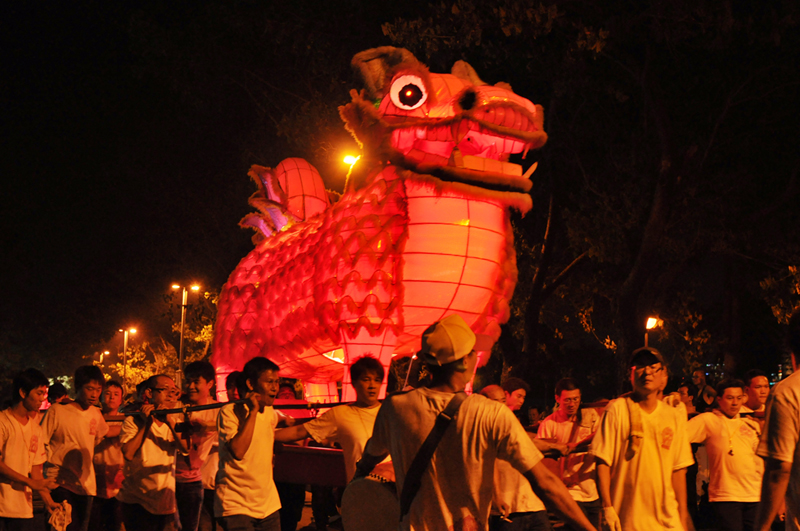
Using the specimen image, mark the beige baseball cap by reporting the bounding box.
[418,314,494,366]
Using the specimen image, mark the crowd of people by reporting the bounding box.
[1,310,800,531]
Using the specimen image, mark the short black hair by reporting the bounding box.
[716,378,745,397]
[744,369,767,388]
[242,357,279,391]
[104,380,123,392]
[502,377,530,395]
[555,377,579,396]
[12,368,49,404]
[48,382,68,403]
[225,371,241,393]
[74,365,104,390]
[184,361,215,383]
[677,380,698,399]
[349,355,384,383]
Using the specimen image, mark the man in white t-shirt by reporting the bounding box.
[0,368,59,529]
[687,378,762,531]
[175,361,219,531]
[117,374,189,531]
[41,364,110,531]
[356,314,596,531]
[538,378,602,530]
[478,384,552,531]
[275,355,386,482]
[590,347,694,531]
[755,309,800,531]
[89,380,125,531]
[216,357,282,531]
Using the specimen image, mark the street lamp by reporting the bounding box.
[644,317,662,347]
[172,283,201,387]
[119,328,137,388]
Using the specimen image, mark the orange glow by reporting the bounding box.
[343,155,360,165]
[171,284,180,290]
[191,285,200,291]
[646,317,662,330]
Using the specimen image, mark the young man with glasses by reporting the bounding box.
[590,347,694,531]
[116,374,189,531]
[538,378,602,530]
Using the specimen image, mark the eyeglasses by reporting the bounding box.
[152,387,172,393]
[561,397,581,403]
[633,364,664,375]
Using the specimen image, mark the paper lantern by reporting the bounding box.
[211,47,547,399]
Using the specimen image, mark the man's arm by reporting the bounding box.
[164,413,190,455]
[227,396,260,461]
[274,423,310,443]
[30,464,59,512]
[754,457,791,531]
[671,467,695,531]
[524,461,596,531]
[532,436,569,458]
[122,407,153,461]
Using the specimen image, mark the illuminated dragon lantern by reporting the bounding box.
[211,47,547,401]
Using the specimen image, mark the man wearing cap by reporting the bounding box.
[590,347,694,531]
[355,314,596,531]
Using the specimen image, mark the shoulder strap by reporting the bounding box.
[399,391,468,520]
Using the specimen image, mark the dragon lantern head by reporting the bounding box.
[339,47,547,212]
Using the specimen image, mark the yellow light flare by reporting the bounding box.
[343,155,361,165]
[645,317,662,330]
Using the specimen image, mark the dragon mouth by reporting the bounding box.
[385,104,545,193]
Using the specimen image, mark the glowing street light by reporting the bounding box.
[343,155,360,165]
[173,283,201,386]
[644,317,662,347]
[119,328,137,388]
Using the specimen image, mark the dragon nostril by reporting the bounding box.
[459,89,477,111]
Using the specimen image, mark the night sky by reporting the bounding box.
[3,1,799,390]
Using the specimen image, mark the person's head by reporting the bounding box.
[12,368,49,412]
[789,308,800,371]
[630,347,665,397]
[743,369,769,408]
[276,383,296,400]
[502,378,530,411]
[74,365,104,407]
[184,360,215,404]
[692,369,706,388]
[418,314,491,387]
[479,384,506,403]
[102,380,123,412]
[143,374,178,407]
[349,355,384,407]
[677,381,698,404]
[716,379,746,418]
[555,378,582,417]
[225,371,241,400]
[243,357,280,408]
[48,382,69,404]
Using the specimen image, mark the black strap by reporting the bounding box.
[399,391,468,520]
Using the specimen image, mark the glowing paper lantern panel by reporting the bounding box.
[211,46,547,400]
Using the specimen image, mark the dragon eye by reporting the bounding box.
[389,75,428,110]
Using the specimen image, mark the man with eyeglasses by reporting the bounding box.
[538,378,602,530]
[116,375,189,531]
[590,347,695,531]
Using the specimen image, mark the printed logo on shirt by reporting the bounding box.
[30,434,39,454]
[90,418,97,436]
[661,427,674,450]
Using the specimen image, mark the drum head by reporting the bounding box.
[341,476,399,531]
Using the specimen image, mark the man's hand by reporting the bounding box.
[29,477,58,492]
[140,403,155,418]
[602,506,621,531]
[246,391,261,412]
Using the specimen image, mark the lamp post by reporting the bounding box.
[172,283,200,387]
[119,328,137,389]
[644,317,662,347]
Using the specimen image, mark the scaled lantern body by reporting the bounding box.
[211,47,548,401]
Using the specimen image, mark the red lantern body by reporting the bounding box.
[212,47,547,402]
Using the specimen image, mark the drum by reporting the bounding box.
[341,470,399,531]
